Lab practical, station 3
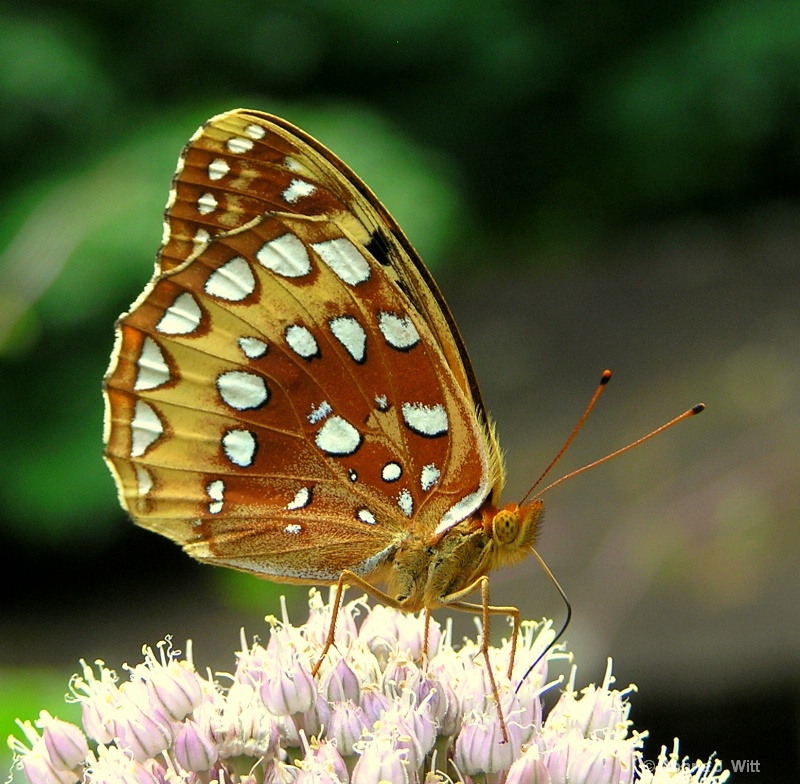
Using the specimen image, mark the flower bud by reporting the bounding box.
[506,745,552,784]
[260,655,317,716]
[71,660,122,745]
[147,661,204,721]
[413,673,442,725]
[433,675,461,737]
[298,738,348,784]
[394,612,426,659]
[400,698,437,764]
[544,730,585,783]
[305,590,359,650]
[457,662,493,718]
[174,718,218,772]
[21,754,79,784]
[381,652,420,699]
[328,701,368,756]
[569,740,635,784]
[114,710,172,762]
[84,743,162,784]
[321,656,360,704]
[350,735,409,784]
[262,758,301,784]
[357,605,402,665]
[359,683,390,727]
[454,709,520,775]
[39,712,89,771]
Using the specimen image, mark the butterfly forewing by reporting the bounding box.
[104,109,501,584]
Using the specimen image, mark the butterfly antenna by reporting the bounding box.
[519,369,612,505]
[537,402,705,497]
[515,546,572,692]
[515,381,705,689]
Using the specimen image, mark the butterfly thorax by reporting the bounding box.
[386,498,543,613]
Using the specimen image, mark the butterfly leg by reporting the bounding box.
[423,609,433,659]
[445,576,521,744]
[311,574,347,678]
[311,569,403,678]
[444,580,521,679]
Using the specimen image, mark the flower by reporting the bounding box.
[7,589,730,783]
[637,740,730,783]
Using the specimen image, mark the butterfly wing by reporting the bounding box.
[103,109,503,584]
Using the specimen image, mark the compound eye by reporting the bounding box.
[492,508,520,544]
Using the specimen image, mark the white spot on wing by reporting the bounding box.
[308,401,332,424]
[315,416,361,456]
[222,429,257,467]
[193,228,210,247]
[217,371,269,410]
[378,312,420,350]
[352,544,394,578]
[157,292,202,335]
[135,337,170,391]
[375,395,389,411]
[197,192,218,215]
[227,136,253,153]
[238,337,268,359]
[282,178,317,204]
[135,466,153,496]
[286,325,319,359]
[398,488,413,517]
[205,257,255,301]
[312,238,370,286]
[329,316,366,363]
[381,462,402,482]
[435,488,487,536]
[284,524,302,535]
[421,463,440,491]
[357,508,376,525]
[207,158,230,180]
[402,402,448,437]
[207,479,225,514]
[286,487,311,510]
[130,401,163,457]
[257,234,311,278]
[245,124,265,140]
[284,156,302,172]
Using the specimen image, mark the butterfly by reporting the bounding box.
[103,109,547,731]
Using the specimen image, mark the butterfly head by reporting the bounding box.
[484,498,544,570]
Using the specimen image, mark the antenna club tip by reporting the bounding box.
[600,369,612,384]
[692,403,706,414]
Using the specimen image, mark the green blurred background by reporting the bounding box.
[2,1,799,779]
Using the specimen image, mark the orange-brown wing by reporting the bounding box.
[103,109,500,584]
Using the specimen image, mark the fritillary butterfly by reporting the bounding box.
[103,109,547,729]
